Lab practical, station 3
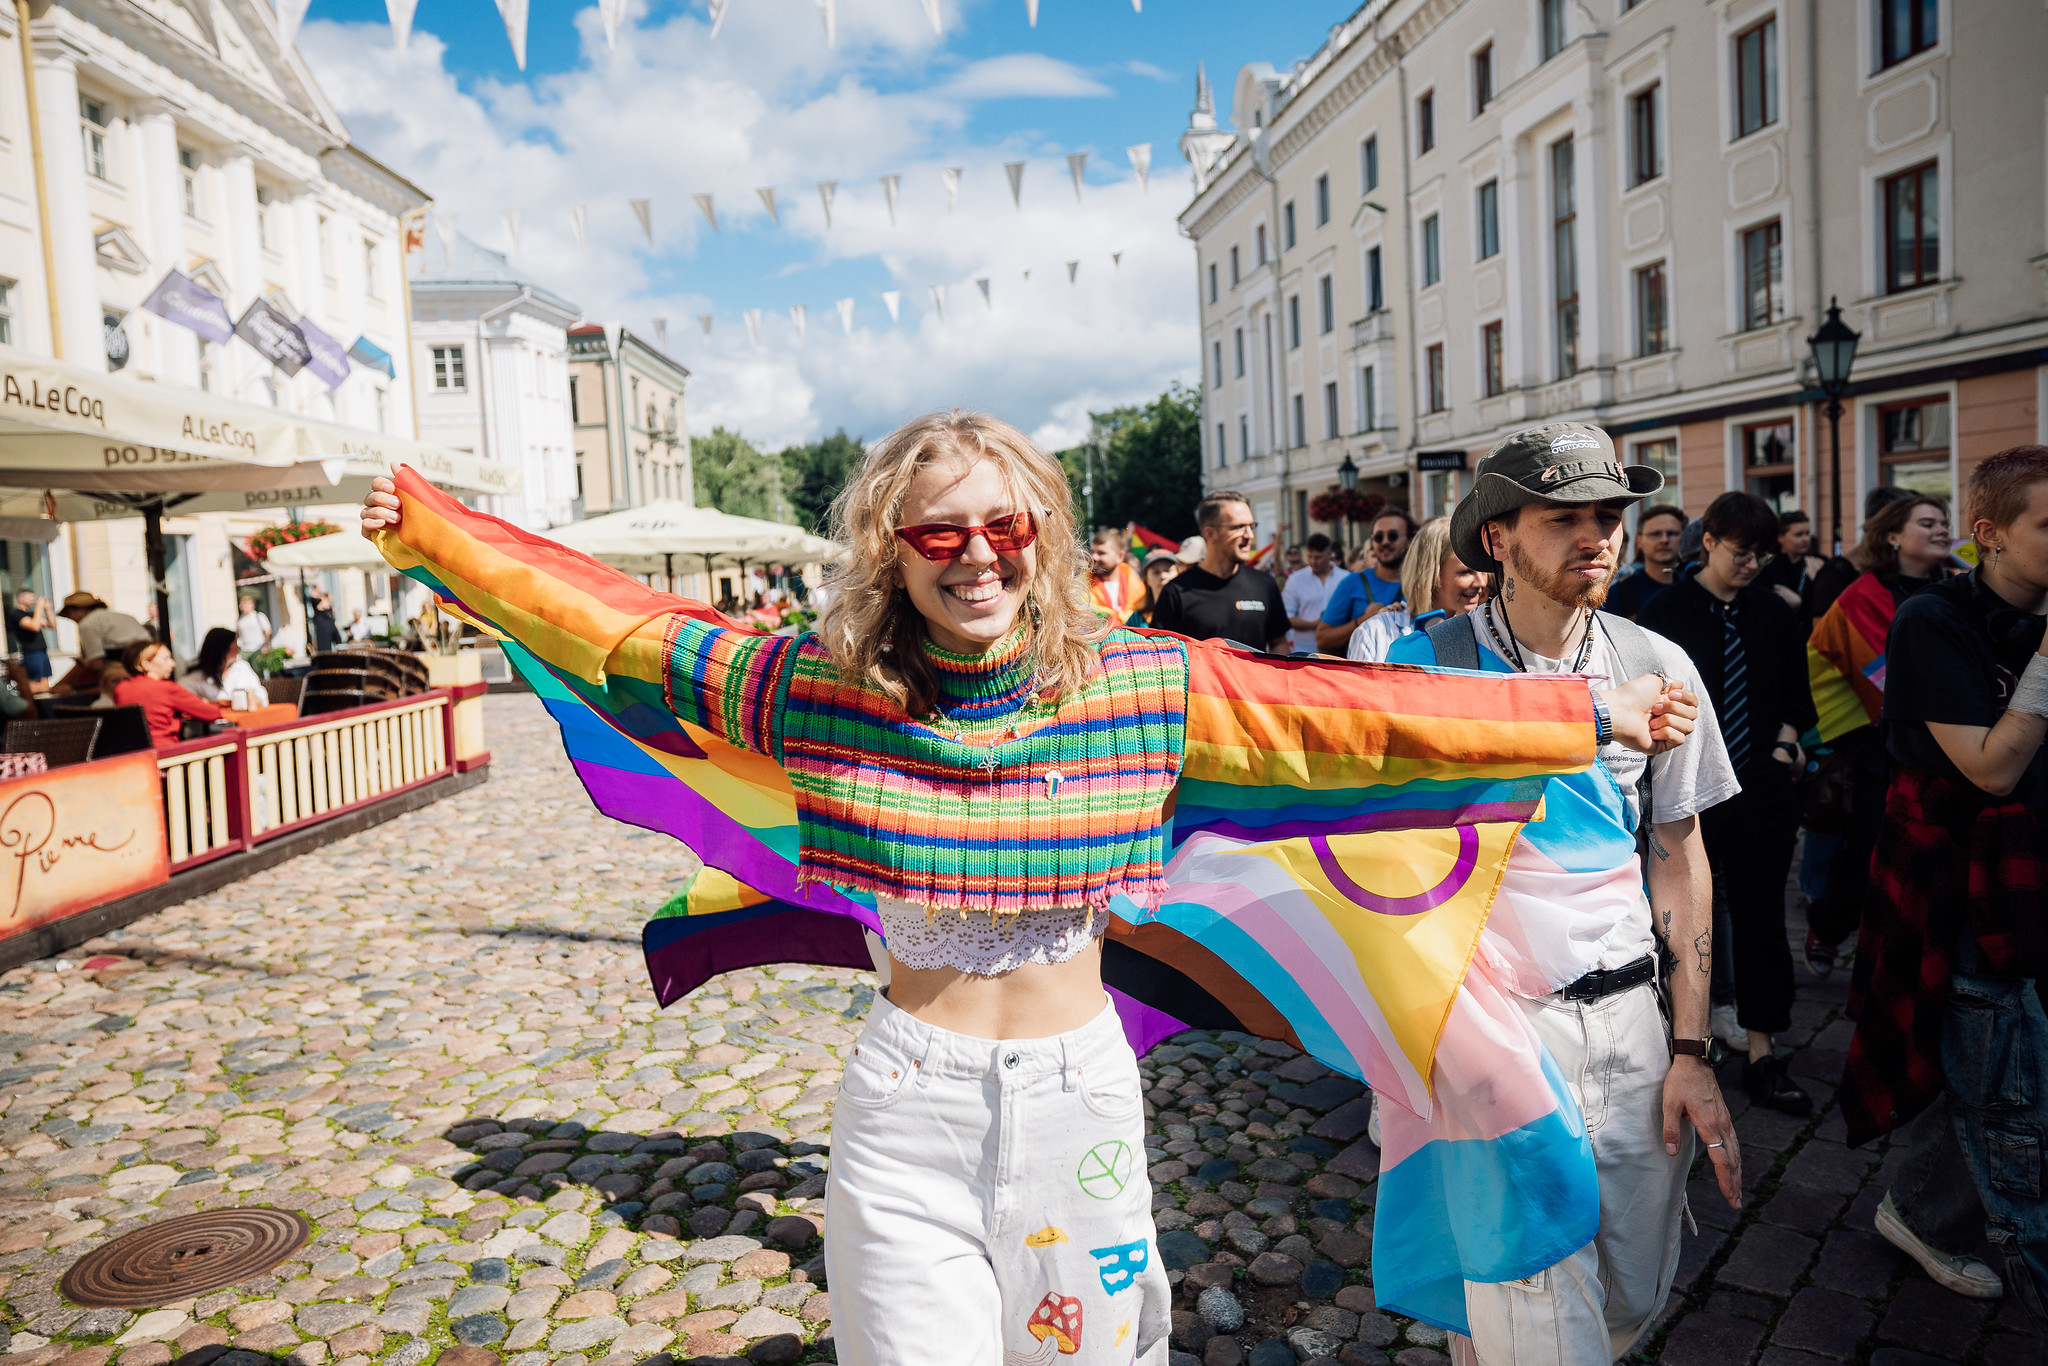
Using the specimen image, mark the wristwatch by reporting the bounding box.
[1670,1037,1711,1058]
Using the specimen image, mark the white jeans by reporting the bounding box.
[824,992,1172,1366]
[1452,981,1694,1365]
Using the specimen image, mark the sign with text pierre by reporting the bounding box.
[0,751,169,943]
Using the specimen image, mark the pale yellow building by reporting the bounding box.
[567,324,691,515]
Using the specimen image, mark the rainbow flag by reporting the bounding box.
[1808,572,1895,742]
[1129,524,1180,556]
[376,467,1609,1334]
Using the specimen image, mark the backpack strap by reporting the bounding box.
[1423,611,1482,670]
[1595,610,1663,685]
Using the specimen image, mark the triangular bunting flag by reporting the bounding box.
[836,297,854,334]
[1022,268,1031,281]
[1112,251,1122,270]
[653,317,668,349]
[1005,161,1025,209]
[919,0,941,33]
[1127,143,1151,192]
[756,187,778,224]
[880,174,900,227]
[817,0,835,45]
[698,314,714,336]
[942,167,962,212]
[569,204,587,250]
[386,0,419,51]
[1067,151,1087,202]
[501,210,521,256]
[744,308,761,346]
[1025,0,1037,25]
[928,284,945,319]
[882,290,901,322]
[693,194,717,232]
[975,276,991,309]
[434,214,458,258]
[599,0,627,49]
[630,198,653,244]
[708,0,730,35]
[817,181,836,228]
[790,304,806,339]
[275,0,312,48]
[1066,260,1079,284]
[494,0,528,69]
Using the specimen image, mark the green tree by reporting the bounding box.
[1056,383,1205,540]
[691,427,780,520]
[779,429,866,534]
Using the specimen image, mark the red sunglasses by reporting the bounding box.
[894,511,1040,561]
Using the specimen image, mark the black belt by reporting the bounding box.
[1558,953,1657,1002]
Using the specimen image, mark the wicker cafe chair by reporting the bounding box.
[264,675,304,709]
[3,716,101,767]
[306,669,399,703]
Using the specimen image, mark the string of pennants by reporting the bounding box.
[277,0,1141,72]
[435,146,1154,263]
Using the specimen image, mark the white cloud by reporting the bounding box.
[300,3,1197,452]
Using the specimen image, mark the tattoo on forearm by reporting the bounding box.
[1649,827,1671,861]
[1693,928,1711,977]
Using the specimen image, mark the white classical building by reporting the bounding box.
[411,220,581,531]
[0,0,425,658]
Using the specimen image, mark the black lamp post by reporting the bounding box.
[1337,454,1359,557]
[1807,297,1861,557]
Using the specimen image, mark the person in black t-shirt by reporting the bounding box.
[1148,490,1290,651]
[7,589,51,687]
[1604,503,1686,621]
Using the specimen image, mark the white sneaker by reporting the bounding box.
[1367,1092,1381,1148]
[1710,1004,1746,1051]
[1875,1193,2005,1299]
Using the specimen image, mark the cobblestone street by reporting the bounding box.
[0,693,2039,1366]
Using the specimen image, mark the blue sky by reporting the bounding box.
[297,0,1354,448]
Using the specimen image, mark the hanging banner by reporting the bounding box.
[928,284,945,319]
[880,174,900,227]
[630,198,653,244]
[698,314,714,336]
[434,213,459,258]
[494,0,529,69]
[836,298,854,334]
[920,0,940,33]
[817,181,836,228]
[693,194,717,232]
[569,204,587,250]
[276,0,313,47]
[743,309,761,346]
[975,276,991,309]
[141,269,233,346]
[501,209,522,256]
[1128,143,1151,192]
[348,335,396,378]
[756,187,778,225]
[386,0,419,51]
[298,316,351,391]
[790,304,805,339]
[942,167,962,213]
[234,298,312,376]
[1005,160,1025,209]
[600,0,627,48]
[882,290,901,322]
[1067,151,1088,202]
[708,0,729,36]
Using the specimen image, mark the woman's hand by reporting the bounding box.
[1599,675,1698,754]
[361,475,401,540]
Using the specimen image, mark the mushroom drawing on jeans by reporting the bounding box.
[1005,1290,1083,1362]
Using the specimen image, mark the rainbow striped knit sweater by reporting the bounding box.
[658,615,1187,913]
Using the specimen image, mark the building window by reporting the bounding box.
[1318,275,1334,335]
[1291,393,1306,448]
[178,146,200,217]
[197,339,214,392]
[1366,246,1384,312]
[1632,439,1678,493]
[1426,344,1447,413]
[1315,174,1330,228]
[0,279,11,347]
[79,97,109,180]
[1628,84,1661,187]
[1216,422,1227,469]
[1234,328,1246,378]
[1283,201,1297,250]
[1473,43,1493,114]
[1482,321,1504,397]
[1324,381,1340,439]
[1426,470,1459,517]
[1239,416,1251,462]
[375,387,390,433]
[1208,262,1218,303]
[318,215,334,279]
[1551,136,1579,378]
[1540,0,1567,61]
[1883,161,1939,294]
[1476,180,1499,260]
[1358,365,1377,431]
[1879,396,1951,497]
[1634,261,1669,355]
[1422,214,1441,287]
[1287,295,1301,350]
[1742,419,1796,512]
[1735,17,1778,138]
[1212,340,1224,389]
[255,186,274,252]
[1741,219,1783,330]
[1417,91,1435,154]
[569,375,582,422]
[1255,224,1267,266]
[1360,134,1379,193]
[432,345,466,391]
[364,240,381,296]
[1230,245,1241,286]
[1880,0,1937,68]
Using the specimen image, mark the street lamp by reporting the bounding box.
[1336,454,1360,557]
[1807,297,1861,557]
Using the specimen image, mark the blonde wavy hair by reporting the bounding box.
[1399,516,1458,613]
[817,410,1108,717]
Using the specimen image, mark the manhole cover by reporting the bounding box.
[61,1207,310,1307]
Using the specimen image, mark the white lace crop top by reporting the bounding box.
[874,898,1109,977]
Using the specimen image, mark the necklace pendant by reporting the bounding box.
[1043,769,1063,799]
[980,749,1000,778]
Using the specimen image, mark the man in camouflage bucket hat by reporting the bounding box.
[1394,421,1744,1366]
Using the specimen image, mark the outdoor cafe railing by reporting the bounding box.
[154,689,457,876]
